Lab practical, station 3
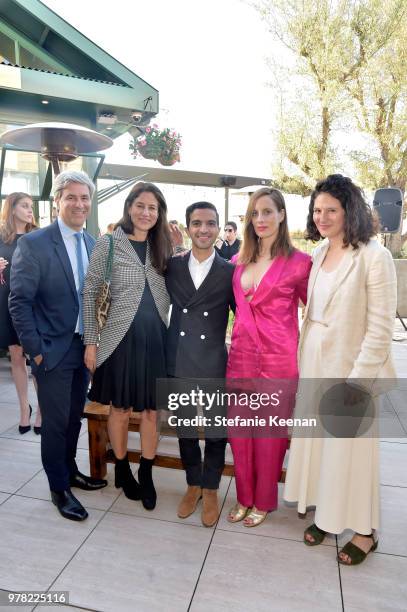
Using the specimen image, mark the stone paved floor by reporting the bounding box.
[0,331,406,611]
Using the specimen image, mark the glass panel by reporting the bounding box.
[37,200,54,228]
[19,46,59,73]
[0,124,40,197]
[0,31,15,64]
[59,157,84,173]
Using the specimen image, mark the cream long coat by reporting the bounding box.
[284,238,397,534]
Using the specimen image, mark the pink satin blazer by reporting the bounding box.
[227,250,312,379]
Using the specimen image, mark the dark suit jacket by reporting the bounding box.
[215,238,241,261]
[9,220,95,371]
[165,251,235,378]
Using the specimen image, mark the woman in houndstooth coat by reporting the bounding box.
[83,182,172,510]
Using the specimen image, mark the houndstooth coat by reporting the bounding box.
[83,226,170,368]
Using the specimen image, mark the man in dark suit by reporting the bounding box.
[215,220,241,261]
[166,202,235,527]
[9,170,107,521]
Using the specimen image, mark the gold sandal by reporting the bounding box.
[243,506,268,527]
[227,503,249,523]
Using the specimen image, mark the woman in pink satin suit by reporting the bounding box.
[227,187,311,527]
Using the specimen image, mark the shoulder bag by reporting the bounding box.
[95,233,114,333]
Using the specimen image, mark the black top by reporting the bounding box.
[129,241,166,328]
[215,239,241,261]
[0,234,23,348]
[132,238,147,263]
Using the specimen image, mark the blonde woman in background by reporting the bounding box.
[0,193,41,434]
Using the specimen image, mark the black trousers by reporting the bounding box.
[178,437,227,489]
[32,336,89,491]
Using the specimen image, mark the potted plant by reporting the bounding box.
[130,125,181,166]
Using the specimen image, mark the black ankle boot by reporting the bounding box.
[138,456,156,510]
[114,454,141,501]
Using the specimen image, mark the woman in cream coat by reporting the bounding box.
[284,174,397,566]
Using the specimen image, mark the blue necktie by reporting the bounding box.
[74,232,85,335]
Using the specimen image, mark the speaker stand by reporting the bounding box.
[397,311,407,332]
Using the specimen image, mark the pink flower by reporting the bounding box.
[145,127,151,133]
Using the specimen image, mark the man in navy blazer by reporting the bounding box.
[9,170,107,521]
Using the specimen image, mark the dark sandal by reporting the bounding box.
[304,523,326,546]
[338,534,378,565]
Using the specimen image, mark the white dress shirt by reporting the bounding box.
[58,217,89,332]
[188,250,216,290]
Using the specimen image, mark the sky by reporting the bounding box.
[40,0,309,230]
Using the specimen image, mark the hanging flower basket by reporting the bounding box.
[130,125,181,167]
[139,146,156,160]
[158,157,176,166]
[158,152,180,166]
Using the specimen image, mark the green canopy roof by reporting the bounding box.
[0,0,159,137]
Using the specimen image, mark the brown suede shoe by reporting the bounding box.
[201,488,219,527]
[177,486,202,519]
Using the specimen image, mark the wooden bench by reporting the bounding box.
[84,401,287,482]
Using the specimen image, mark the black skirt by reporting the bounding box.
[88,240,167,411]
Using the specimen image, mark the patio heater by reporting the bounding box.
[0,122,113,233]
[0,122,112,176]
